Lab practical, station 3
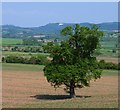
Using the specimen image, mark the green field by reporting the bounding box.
[100,41,118,58]
[100,41,117,49]
[99,48,118,58]
[1,38,118,58]
[2,63,44,71]
[0,38,23,46]
[1,37,119,58]
[2,51,50,57]
[2,63,118,76]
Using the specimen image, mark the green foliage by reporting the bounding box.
[98,60,105,69]
[23,37,42,46]
[44,59,101,87]
[104,62,118,70]
[29,55,49,65]
[3,56,24,63]
[2,55,49,65]
[43,42,54,53]
[44,24,104,98]
[99,60,119,70]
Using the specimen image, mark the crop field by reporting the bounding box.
[99,41,118,58]
[2,63,118,108]
[97,56,119,64]
[0,38,23,46]
[2,51,50,57]
[99,48,118,58]
[100,41,117,49]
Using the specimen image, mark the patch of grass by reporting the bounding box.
[0,38,23,46]
[100,41,116,48]
[2,63,119,76]
[99,48,118,58]
[102,70,118,76]
[99,41,118,58]
[2,51,49,57]
[2,63,44,71]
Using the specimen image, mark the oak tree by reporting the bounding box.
[44,24,104,98]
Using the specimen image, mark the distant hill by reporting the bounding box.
[1,22,118,39]
[97,22,118,31]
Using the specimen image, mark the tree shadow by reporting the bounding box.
[30,94,91,100]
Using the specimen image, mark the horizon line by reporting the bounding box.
[2,21,118,28]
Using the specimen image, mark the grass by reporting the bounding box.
[2,63,118,76]
[102,70,118,76]
[2,63,44,71]
[0,38,23,46]
[99,48,118,58]
[100,41,116,48]
[2,51,50,57]
[99,41,118,58]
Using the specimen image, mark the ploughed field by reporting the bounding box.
[2,63,118,108]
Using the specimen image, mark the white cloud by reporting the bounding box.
[58,23,63,26]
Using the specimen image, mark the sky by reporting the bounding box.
[2,2,118,27]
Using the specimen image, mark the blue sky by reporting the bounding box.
[2,2,118,27]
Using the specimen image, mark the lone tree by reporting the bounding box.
[44,24,104,98]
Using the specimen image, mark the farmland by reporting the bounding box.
[2,63,118,108]
[2,50,119,64]
[2,51,49,57]
[1,29,119,108]
[1,37,119,64]
[0,38,23,46]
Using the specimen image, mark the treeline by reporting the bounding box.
[11,46,44,53]
[23,38,42,46]
[99,60,120,70]
[2,55,49,65]
[2,55,120,70]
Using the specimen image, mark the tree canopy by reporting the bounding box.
[44,24,104,98]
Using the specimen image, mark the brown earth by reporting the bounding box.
[2,70,118,108]
[97,57,119,63]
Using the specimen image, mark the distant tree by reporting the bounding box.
[54,38,58,43]
[112,49,116,53]
[44,24,104,98]
[11,46,18,51]
[23,37,41,46]
[98,60,105,69]
[43,42,54,53]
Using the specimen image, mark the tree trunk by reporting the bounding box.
[70,81,76,98]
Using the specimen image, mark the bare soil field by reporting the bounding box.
[2,69,118,108]
[97,57,119,63]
